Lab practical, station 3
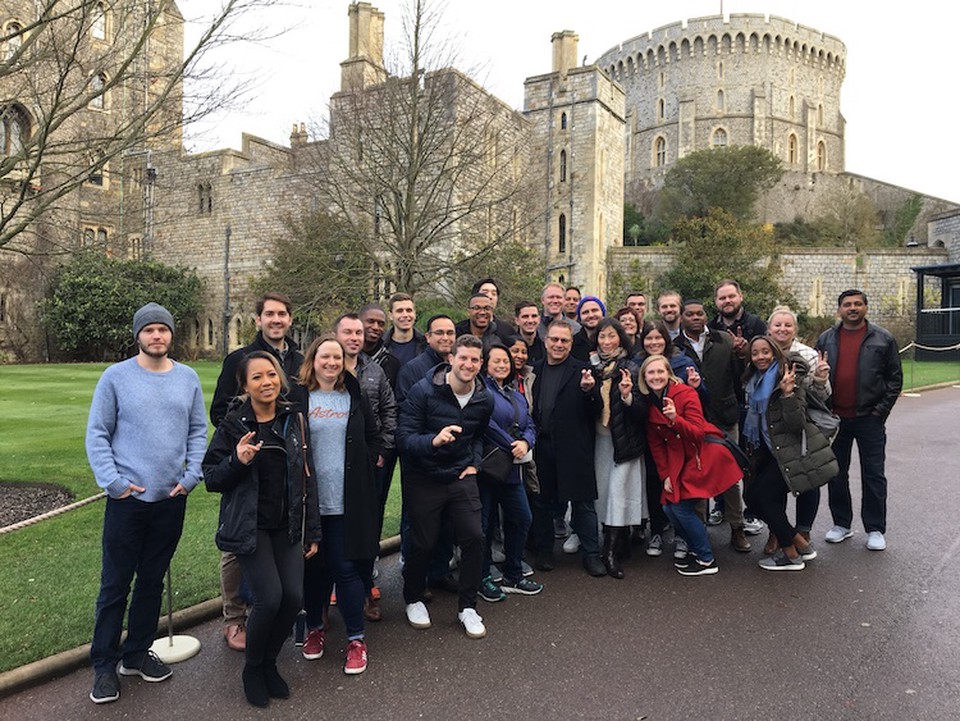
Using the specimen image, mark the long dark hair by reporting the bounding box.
[742,335,788,385]
[484,341,517,386]
[591,317,630,354]
[236,350,291,406]
[638,320,674,359]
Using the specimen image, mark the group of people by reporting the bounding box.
[84,277,903,707]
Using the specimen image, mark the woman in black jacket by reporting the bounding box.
[589,318,647,578]
[204,351,320,708]
[296,335,381,676]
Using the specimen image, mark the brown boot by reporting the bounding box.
[763,531,779,555]
[731,526,752,553]
[224,623,246,651]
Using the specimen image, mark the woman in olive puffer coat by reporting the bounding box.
[741,336,838,572]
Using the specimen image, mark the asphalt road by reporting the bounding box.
[3,386,958,721]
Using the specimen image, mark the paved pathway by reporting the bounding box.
[3,386,959,720]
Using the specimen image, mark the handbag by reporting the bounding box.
[704,431,751,483]
[805,391,840,444]
[479,444,514,483]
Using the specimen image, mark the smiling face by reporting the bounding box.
[451,344,483,385]
[750,338,776,372]
[486,347,512,382]
[657,294,681,324]
[360,308,387,347]
[468,297,494,331]
[545,324,573,364]
[508,338,528,370]
[767,312,797,350]
[516,305,540,335]
[542,285,565,317]
[335,317,365,358]
[839,293,868,328]
[313,340,344,386]
[715,283,743,320]
[579,301,604,330]
[596,326,622,355]
[643,328,666,356]
[643,358,670,392]
[563,288,581,316]
[617,312,638,337]
[137,323,172,359]
[257,299,292,345]
[426,318,456,357]
[390,299,416,332]
[243,357,280,407]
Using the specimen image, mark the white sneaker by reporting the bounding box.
[743,517,765,535]
[673,536,688,559]
[562,533,580,554]
[646,533,663,557]
[457,608,486,639]
[866,531,886,551]
[825,525,853,544]
[405,602,431,629]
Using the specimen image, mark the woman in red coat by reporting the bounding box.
[638,355,742,576]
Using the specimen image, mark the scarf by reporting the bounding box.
[743,360,779,450]
[598,348,627,428]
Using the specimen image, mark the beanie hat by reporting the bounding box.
[576,295,607,320]
[133,302,175,339]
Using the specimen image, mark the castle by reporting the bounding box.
[1,2,957,361]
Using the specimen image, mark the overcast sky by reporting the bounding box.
[185,0,957,202]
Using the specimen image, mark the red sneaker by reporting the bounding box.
[343,639,367,675]
[370,585,381,600]
[302,628,325,660]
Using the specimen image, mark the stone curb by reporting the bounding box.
[0,534,401,699]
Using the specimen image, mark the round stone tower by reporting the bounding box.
[595,14,846,198]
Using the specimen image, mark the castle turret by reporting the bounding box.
[551,31,578,77]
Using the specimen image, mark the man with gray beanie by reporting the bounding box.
[86,302,207,704]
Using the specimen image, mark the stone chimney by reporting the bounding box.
[552,31,579,78]
[341,2,386,92]
[289,122,308,147]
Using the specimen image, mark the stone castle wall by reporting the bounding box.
[607,245,949,325]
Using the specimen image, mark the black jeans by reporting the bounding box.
[531,436,600,558]
[90,495,186,674]
[829,415,888,533]
[743,444,797,547]
[402,473,484,611]
[236,528,303,666]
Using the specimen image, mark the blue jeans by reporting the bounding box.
[479,480,532,583]
[829,415,888,533]
[90,495,186,674]
[303,515,366,640]
[663,499,714,563]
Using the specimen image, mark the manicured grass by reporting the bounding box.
[0,362,400,674]
[900,357,960,390]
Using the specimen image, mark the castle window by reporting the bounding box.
[0,104,30,156]
[717,61,724,80]
[712,128,727,147]
[559,150,567,182]
[206,319,215,348]
[128,236,143,260]
[818,103,824,127]
[560,112,567,130]
[81,228,94,248]
[789,95,795,118]
[0,293,6,323]
[817,141,826,171]
[4,22,22,61]
[717,89,724,112]
[198,182,212,214]
[558,274,565,285]
[655,136,666,167]
[89,72,107,110]
[788,134,798,164]
[659,71,665,89]
[657,98,664,122]
[91,3,107,40]
[558,213,566,253]
[97,228,108,247]
[88,161,105,186]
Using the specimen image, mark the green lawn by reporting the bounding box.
[900,357,960,390]
[0,362,400,674]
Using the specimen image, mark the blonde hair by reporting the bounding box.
[299,334,347,392]
[636,354,680,395]
[767,304,798,327]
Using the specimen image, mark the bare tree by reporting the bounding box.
[298,0,539,298]
[0,0,270,253]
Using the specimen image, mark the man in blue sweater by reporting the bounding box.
[85,303,207,704]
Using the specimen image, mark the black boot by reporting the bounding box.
[602,527,625,579]
[243,663,269,708]
[262,659,289,699]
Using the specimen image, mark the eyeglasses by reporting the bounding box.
[546,337,572,344]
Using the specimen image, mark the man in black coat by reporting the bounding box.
[674,299,751,553]
[530,319,606,576]
[396,335,494,639]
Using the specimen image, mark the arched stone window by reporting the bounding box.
[206,319,215,348]
[4,21,22,60]
[91,2,107,40]
[717,61,724,80]
[0,104,30,156]
[559,149,567,182]
[817,141,826,171]
[818,103,824,127]
[558,274,565,285]
[560,112,567,130]
[717,89,724,112]
[789,95,795,118]
[89,72,107,110]
[654,136,666,167]
[788,134,798,164]
[657,98,664,122]
[712,128,727,147]
[558,213,566,253]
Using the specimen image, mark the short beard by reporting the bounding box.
[138,340,170,359]
[720,306,741,320]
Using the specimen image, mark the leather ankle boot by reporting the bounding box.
[731,526,752,553]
